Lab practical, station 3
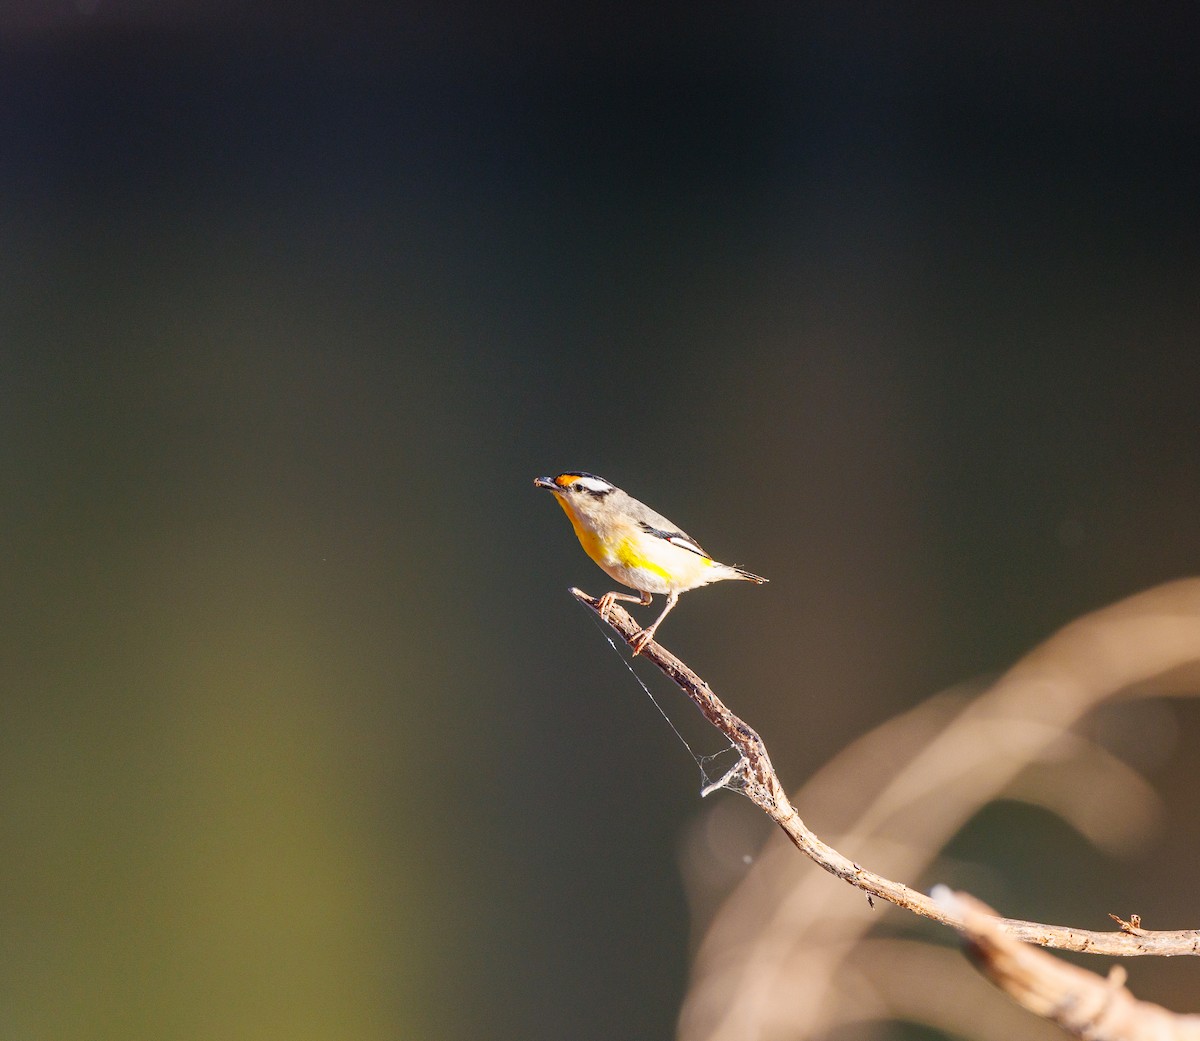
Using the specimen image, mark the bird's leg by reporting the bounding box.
[597,588,653,623]
[631,591,679,656]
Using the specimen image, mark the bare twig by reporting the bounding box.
[572,586,1200,958]
[937,889,1200,1040]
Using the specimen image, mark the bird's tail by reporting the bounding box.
[730,565,768,584]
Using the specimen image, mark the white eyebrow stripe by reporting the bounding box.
[571,476,613,493]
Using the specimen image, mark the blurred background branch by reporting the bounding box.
[676,578,1200,1040]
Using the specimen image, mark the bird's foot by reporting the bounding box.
[596,589,652,624]
[597,591,618,622]
[630,628,655,657]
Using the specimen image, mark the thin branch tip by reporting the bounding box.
[1109,913,1148,936]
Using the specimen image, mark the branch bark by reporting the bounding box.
[938,889,1200,1040]
[571,586,1200,959]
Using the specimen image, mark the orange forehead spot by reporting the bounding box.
[555,474,580,487]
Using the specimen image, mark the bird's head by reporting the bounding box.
[534,472,616,517]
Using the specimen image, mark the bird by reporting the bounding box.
[534,471,767,655]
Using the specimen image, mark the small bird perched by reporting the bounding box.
[534,471,768,655]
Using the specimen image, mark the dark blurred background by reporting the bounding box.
[1,3,1198,1039]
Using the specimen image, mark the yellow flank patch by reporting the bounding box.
[616,538,672,582]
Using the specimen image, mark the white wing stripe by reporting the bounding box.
[665,534,710,558]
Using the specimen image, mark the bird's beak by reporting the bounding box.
[533,476,559,491]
